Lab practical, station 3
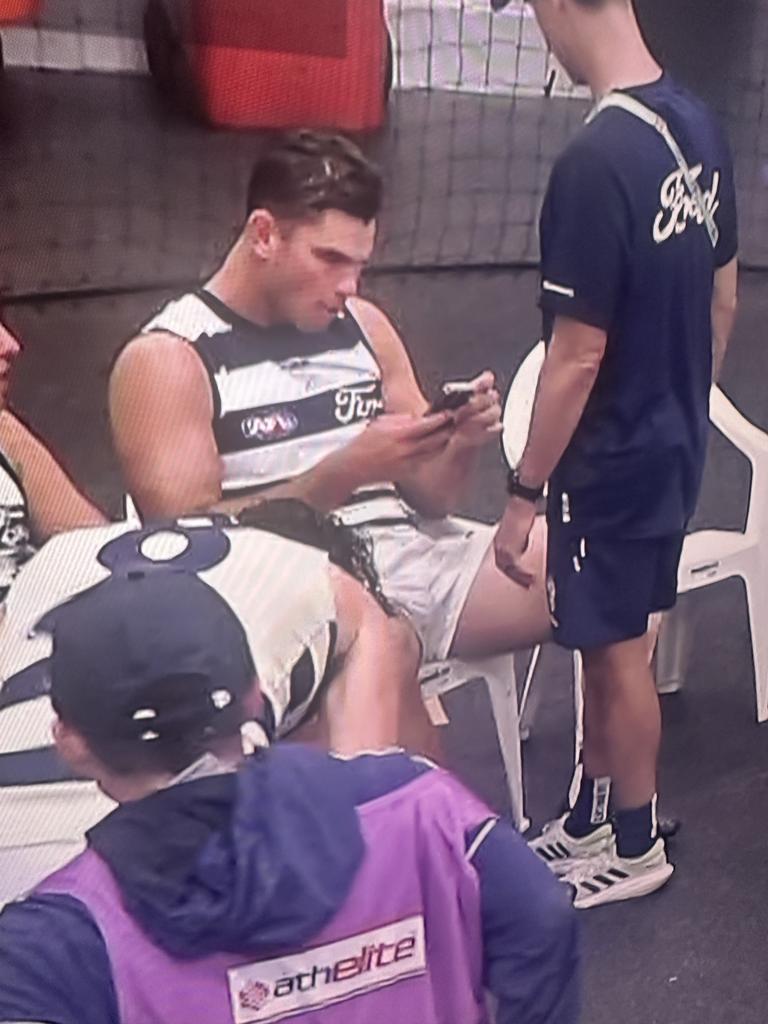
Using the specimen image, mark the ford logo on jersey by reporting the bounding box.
[335,382,383,426]
[241,410,300,442]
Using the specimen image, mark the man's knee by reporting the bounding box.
[582,633,656,686]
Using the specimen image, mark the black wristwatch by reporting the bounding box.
[506,468,544,503]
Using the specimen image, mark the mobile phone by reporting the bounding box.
[428,381,475,415]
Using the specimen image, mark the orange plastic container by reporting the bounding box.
[184,0,388,131]
[0,0,42,23]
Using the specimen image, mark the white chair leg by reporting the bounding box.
[743,567,768,722]
[518,645,542,741]
[482,655,528,832]
[655,601,693,695]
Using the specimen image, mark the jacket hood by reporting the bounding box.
[88,745,365,959]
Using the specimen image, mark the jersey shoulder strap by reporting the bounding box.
[141,292,233,344]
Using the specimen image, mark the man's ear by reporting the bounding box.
[244,209,281,261]
[242,675,265,721]
[53,719,100,777]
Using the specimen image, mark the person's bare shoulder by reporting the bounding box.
[112,330,208,391]
[109,330,214,433]
[347,297,428,415]
[347,296,400,348]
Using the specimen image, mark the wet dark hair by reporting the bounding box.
[238,498,397,616]
[246,130,383,225]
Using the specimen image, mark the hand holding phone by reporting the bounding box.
[428,380,476,415]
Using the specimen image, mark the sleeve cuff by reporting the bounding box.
[538,290,613,333]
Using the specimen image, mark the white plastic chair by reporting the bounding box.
[420,653,528,830]
[500,341,545,473]
[656,384,768,721]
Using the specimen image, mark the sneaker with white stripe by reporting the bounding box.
[528,814,614,876]
[563,838,674,909]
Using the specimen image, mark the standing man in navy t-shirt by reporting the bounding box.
[493,0,738,907]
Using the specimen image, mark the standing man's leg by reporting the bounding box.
[574,635,661,852]
[530,531,681,907]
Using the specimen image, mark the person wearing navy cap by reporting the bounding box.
[493,0,738,906]
[0,569,580,1024]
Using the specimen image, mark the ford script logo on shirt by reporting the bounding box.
[653,165,720,244]
[241,410,300,442]
[334,382,383,426]
[228,915,426,1024]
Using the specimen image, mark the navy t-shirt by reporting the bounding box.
[539,74,738,537]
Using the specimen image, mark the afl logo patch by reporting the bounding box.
[241,410,299,442]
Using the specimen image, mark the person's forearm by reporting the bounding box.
[712,299,737,382]
[396,438,479,518]
[516,342,601,488]
[217,446,370,517]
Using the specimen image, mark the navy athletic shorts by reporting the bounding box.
[545,523,685,650]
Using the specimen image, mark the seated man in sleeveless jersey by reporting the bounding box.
[0,570,580,1024]
[0,319,106,604]
[0,513,425,906]
[109,130,551,670]
[0,315,433,905]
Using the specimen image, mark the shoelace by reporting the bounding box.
[563,843,619,883]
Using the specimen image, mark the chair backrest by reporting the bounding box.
[709,384,768,539]
[501,341,545,470]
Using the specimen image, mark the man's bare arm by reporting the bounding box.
[516,316,607,489]
[109,334,223,519]
[0,411,106,543]
[323,564,428,756]
[712,256,738,382]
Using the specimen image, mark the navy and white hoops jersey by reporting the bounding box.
[0,450,34,605]
[1,518,337,744]
[539,74,738,538]
[141,290,412,527]
[0,519,338,904]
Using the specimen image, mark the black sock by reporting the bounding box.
[614,799,658,858]
[564,773,611,838]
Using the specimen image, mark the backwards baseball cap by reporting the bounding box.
[48,572,257,752]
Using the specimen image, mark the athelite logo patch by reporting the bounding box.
[653,165,720,244]
[228,915,426,1023]
[238,980,271,1013]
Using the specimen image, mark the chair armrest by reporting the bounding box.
[710,385,768,461]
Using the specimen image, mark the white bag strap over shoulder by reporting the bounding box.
[586,91,719,250]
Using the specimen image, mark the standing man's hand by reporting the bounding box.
[494,496,538,588]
